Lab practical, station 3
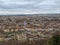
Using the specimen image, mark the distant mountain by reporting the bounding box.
[0,13,60,16]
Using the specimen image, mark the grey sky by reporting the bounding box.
[0,0,60,14]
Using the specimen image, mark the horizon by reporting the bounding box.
[0,13,60,16]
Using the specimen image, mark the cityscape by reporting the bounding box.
[0,14,60,45]
[0,0,60,45]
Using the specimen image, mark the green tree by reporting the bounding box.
[45,34,60,45]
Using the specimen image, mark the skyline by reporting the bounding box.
[0,0,60,14]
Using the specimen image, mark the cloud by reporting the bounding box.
[0,0,60,14]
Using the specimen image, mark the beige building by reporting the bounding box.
[16,33,27,41]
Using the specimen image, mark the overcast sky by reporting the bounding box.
[0,0,60,14]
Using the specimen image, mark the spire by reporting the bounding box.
[24,21,27,27]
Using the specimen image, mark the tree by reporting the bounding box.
[45,34,60,45]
